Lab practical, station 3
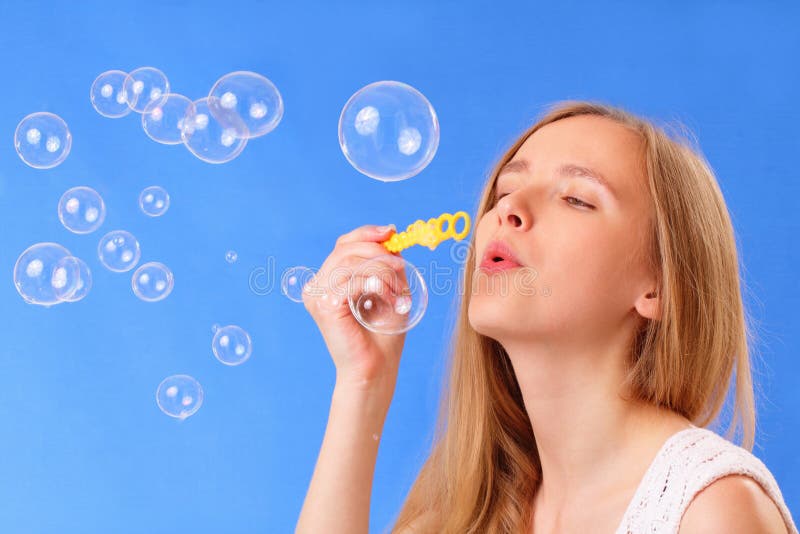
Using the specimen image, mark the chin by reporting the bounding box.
[467,295,507,338]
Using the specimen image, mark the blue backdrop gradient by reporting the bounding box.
[0,1,797,532]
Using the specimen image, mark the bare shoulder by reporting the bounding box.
[679,474,789,534]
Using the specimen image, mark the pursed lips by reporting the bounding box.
[478,239,523,272]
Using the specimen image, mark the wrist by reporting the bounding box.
[332,375,396,420]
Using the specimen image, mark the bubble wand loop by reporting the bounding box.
[381,211,471,253]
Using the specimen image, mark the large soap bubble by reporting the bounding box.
[13,243,80,306]
[156,374,203,420]
[124,67,169,113]
[208,71,283,138]
[338,81,439,182]
[346,255,428,334]
[14,112,72,169]
[142,94,191,145]
[90,70,132,118]
[181,97,248,164]
[58,186,106,234]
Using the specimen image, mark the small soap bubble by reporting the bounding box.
[339,81,439,182]
[280,266,317,303]
[90,70,132,118]
[124,67,169,113]
[15,112,72,169]
[139,186,170,217]
[58,186,106,234]
[181,97,248,164]
[13,243,81,306]
[142,93,192,145]
[347,255,428,334]
[131,262,174,302]
[212,324,252,366]
[98,230,141,272]
[225,250,238,263]
[156,375,203,420]
[211,323,220,333]
[208,71,283,138]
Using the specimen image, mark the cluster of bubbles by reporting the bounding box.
[91,67,284,164]
[13,185,174,306]
[279,255,428,335]
[14,70,447,420]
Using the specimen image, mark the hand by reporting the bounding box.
[302,224,410,393]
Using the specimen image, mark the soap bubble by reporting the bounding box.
[14,112,72,169]
[123,67,169,113]
[338,81,439,182]
[347,255,427,334]
[98,230,141,272]
[56,256,92,303]
[90,70,132,118]
[13,243,80,306]
[281,266,317,302]
[225,250,238,263]
[131,262,174,302]
[142,93,191,145]
[58,186,106,234]
[156,374,203,420]
[139,186,170,217]
[212,324,252,366]
[208,71,283,138]
[181,97,248,164]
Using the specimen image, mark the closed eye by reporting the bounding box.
[491,192,595,210]
[564,196,595,210]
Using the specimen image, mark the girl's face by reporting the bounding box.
[468,115,658,347]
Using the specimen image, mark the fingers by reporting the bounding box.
[335,224,397,246]
[301,226,407,319]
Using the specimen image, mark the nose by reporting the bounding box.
[496,193,531,231]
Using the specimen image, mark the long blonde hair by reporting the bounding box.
[390,101,763,533]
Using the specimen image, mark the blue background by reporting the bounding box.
[0,1,797,532]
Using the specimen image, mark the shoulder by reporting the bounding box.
[679,474,788,534]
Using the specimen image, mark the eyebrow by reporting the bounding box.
[497,159,618,198]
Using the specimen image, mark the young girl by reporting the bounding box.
[295,101,798,533]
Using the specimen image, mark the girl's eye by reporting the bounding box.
[564,196,595,210]
[493,192,594,210]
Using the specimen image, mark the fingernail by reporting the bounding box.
[377,224,396,233]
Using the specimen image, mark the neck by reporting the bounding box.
[500,330,685,509]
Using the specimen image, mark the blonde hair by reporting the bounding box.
[389,100,763,533]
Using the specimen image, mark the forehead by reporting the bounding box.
[506,115,646,198]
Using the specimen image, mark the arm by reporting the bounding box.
[295,379,396,534]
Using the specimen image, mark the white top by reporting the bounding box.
[614,425,798,534]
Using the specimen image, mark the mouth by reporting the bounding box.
[478,239,523,273]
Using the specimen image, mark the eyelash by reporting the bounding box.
[492,192,595,210]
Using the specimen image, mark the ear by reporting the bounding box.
[634,288,661,321]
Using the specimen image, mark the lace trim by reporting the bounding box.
[614,427,798,534]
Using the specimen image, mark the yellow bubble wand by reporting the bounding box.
[382,211,471,252]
